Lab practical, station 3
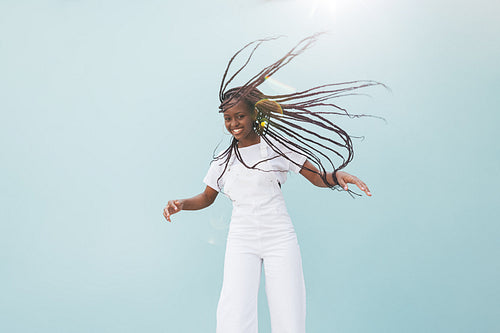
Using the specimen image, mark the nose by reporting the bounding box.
[230,119,239,128]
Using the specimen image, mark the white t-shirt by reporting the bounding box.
[203,138,307,192]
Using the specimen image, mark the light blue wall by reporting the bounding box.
[1,1,499,332]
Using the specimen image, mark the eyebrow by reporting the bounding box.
[224,112,245,117]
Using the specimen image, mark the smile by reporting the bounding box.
[232,128,243,135]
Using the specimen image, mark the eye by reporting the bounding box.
[237,115,245,119]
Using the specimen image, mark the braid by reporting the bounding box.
[214,33,385,192]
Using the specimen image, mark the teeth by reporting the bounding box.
[232,129,242,134]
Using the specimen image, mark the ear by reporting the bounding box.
[252,106,258,120]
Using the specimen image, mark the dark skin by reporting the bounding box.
[163,100,371,222]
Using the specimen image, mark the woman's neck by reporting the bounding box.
[237,134,260,148]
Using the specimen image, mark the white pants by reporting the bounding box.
[216,214,306,333]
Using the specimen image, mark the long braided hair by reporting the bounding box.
[214,33,384,191]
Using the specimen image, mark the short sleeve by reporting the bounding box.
[270,138,307,174]
[203,159,225,192]
[285,149,307,174]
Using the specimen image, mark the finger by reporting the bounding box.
[356,181,372,196]
[359,181,371,196]
[170,200,180,212]
[337,177,348,191]
[167,201,177,213]
[354,180,364,191]
[163,208,171,222]
[363,183,372,196]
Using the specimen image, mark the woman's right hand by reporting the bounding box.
[163,200,184,222]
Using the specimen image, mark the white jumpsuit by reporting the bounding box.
[204,139,307,333]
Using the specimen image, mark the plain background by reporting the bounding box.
[1,0,499,332]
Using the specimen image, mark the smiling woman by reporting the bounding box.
[163,33,380,333]
[223,100,259,148]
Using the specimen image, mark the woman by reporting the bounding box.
[164,34,380,333]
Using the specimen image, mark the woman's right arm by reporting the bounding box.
[163,186,219,222]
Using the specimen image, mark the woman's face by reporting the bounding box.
[223,100,259,147]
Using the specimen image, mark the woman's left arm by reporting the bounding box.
[299,160,372,196]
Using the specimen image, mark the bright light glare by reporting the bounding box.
[294,0,366,19]
[263,76,296,94]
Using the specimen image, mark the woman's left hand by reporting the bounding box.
[336,171,372,196]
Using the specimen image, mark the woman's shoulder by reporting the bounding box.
[265,136,307,167]
[207,147,234,170]
[265,136,295,155]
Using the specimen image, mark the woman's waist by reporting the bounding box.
[228,214,295,235]
[231,191,286,207]
[231,201,289,217]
